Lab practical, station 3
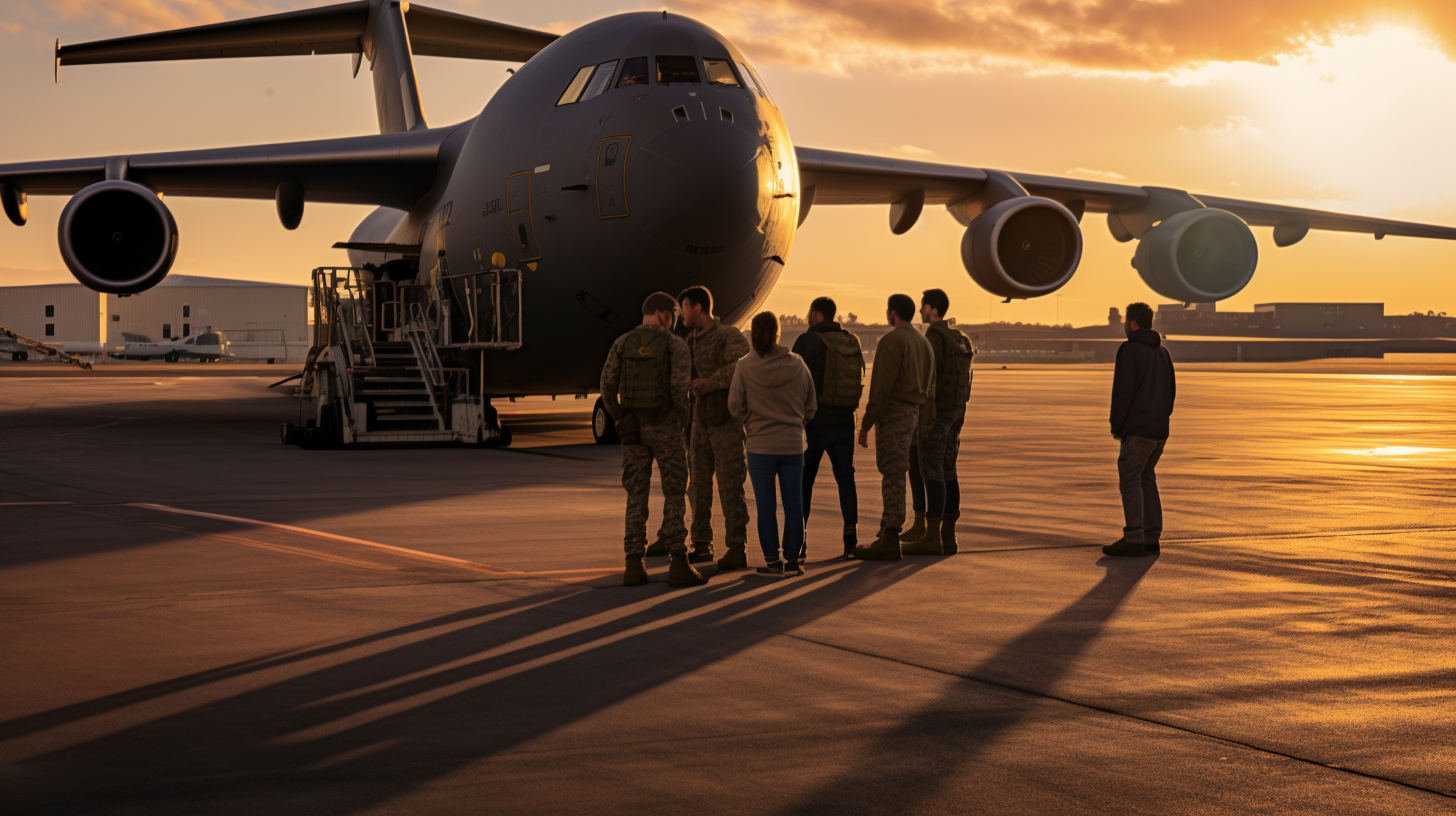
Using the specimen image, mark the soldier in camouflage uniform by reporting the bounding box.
[678,286,753,570]
[855,293,935,560]
[600,292,707,588]
[903,289,973,556]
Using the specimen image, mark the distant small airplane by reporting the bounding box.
[1,0,1452,405]
[111,331,232,362]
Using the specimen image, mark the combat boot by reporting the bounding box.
[1101,538,1147,558]
[716,546,749,572]
[901,517,944,555]
[667,552,709,587]
[853,526,902,561]
[940,518,959,555]
[644,538,668,557]
[687,542,715,563]
[623,556,649,586]
[904,510,926,542]
[842,522,857,559]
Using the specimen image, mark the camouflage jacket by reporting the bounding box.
[600,324,692,428]
[688,318,751,426]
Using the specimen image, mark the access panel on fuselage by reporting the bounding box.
[507,171,541,262]
[596,136,631,218]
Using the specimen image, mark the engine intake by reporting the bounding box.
[962,197,1082,299]
[58,180,178,294]
[1133,208,1257,303]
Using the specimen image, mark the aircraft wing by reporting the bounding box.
[0,126,459,210]
[55,1,557,67]
[796,147,1456,241]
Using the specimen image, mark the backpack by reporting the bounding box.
[817,330,865,408]
[929,324,975,412]
[618,329,672,419]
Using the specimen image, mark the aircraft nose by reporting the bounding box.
[635,116,773,255]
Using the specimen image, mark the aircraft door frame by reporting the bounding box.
[596,135,631,219]
[507,170,542,262]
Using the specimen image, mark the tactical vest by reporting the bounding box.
[817,330,865,408]
[618,328,672,422]
[928,323,975,413]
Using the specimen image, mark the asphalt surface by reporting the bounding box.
[1,363,1452,814]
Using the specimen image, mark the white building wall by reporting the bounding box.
[0,284,104,345]
[107,280,310,362]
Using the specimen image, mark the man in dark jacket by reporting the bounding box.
[1105,301,1176,557]
[791,296,864,558]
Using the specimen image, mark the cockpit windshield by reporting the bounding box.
[582,60,618,99]
[656,56,700,84]
[738,62,774,104]
[616,57,648,87]
[703,59,740,87]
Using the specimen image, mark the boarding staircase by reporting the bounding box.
[285,265,520,448]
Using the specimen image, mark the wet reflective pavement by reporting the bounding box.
[1,362,1451,814]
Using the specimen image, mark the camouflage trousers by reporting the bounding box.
[690,419,749,547]
[874,401,921,532]
[622,419,689,557]
[918,410,965,481]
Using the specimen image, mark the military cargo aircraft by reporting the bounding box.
[1,1,1452,444]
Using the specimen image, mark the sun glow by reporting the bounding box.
[1170,26,1456,211]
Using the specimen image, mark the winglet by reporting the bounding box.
[54,39,59,83]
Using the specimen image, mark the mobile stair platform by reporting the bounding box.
[283,265,521,448]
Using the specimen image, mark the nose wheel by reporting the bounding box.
[592,397,620,445]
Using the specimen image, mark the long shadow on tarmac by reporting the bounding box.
[6,560,930,814]
[787,556,1156,814]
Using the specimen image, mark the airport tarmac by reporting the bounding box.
[1,362,1452,814]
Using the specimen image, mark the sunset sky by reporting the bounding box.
[1,0,1453,326]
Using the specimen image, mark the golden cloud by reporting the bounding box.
[671,0,1456,73]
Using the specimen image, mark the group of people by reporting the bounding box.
[598,286,1176,588]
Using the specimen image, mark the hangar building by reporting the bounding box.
[0,275,310,362]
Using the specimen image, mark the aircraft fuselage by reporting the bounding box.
[348,13,800,395]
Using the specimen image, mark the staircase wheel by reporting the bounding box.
[592,398,620,445]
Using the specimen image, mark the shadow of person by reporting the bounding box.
[6,559,929,814]
[786,556,1158,814]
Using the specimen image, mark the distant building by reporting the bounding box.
[0,283,106,348]
[0,274,310,361]
[1252,303,1383,335]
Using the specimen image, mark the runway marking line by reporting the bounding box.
[0,501,73,506]
[130,504,512,576]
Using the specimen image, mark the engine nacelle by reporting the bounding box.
[58,180,178,294]
[1132,208,1257,303]
[962,197,1083,299]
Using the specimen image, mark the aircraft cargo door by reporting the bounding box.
[596,136,630,218]
[507,170,541,262]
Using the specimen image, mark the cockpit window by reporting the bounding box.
[581,60,619,100]
[703,59,740,87]
[746,64,776,104]
[737,62,762,97]
[616,57,649,87]
[656,56,701,84]
[556,65,595,106]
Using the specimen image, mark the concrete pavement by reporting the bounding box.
[1,363,1452,814]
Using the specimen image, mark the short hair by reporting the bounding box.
[678,286,713,313]
[888,294,915,322]
[808,296,837,322]
[1126,302,1154,329]
[642,291,679,316]
[750,311,780,356]
[921,288,949,318]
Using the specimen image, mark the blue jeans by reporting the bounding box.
[803,427,857,525]
[747,452,805,567]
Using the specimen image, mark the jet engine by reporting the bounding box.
[1132,208,1257,303]
[58,180,178,294]
[961,197,1083,299]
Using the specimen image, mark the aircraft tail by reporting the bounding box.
[55,0,557,135]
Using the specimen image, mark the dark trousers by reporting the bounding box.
[1117,435,1166,545]
[748,452,805,567]
[803,427,857,526]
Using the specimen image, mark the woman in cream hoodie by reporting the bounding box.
[729,312,818,576]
